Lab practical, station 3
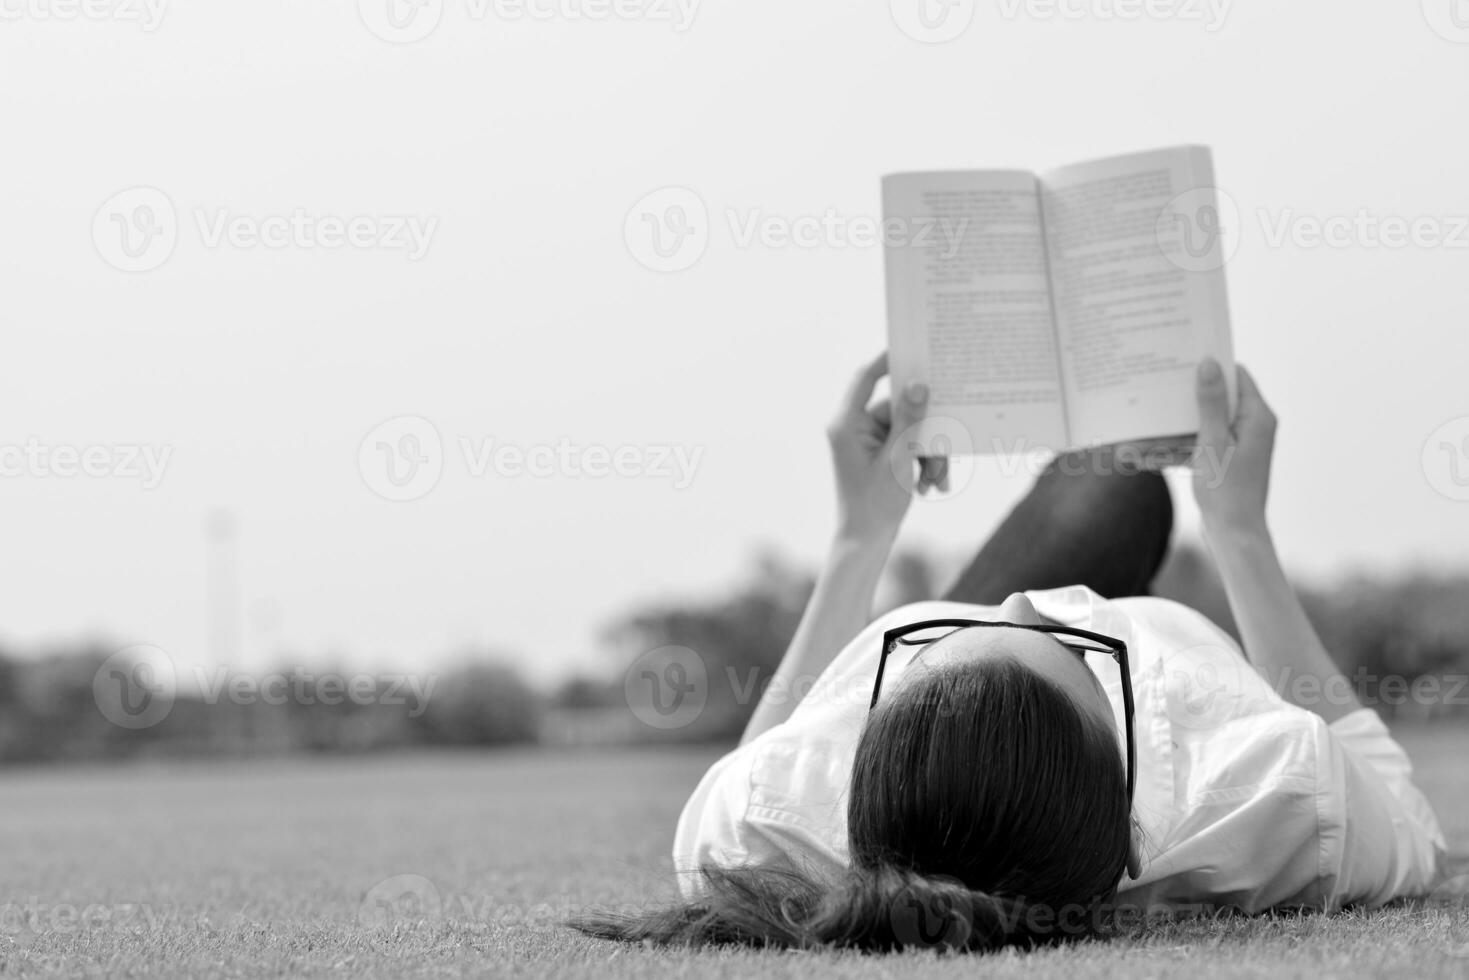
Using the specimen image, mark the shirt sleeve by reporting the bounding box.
[671,730,856,900]
[1325,707,1446,906]
[671,746,761,898]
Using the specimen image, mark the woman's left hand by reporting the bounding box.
[826,353,940,544]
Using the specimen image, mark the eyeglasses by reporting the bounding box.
[871,619,1136,807]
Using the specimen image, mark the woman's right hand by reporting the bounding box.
[1192,358,1276,533]
[1191,359,1364,724]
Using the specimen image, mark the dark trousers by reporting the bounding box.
[943,449,1175,605]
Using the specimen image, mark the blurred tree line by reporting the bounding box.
[0,649,540,764]
[1,540,1466,763]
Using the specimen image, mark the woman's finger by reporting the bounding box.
[864,398,893,445]
[887,380,929,447]
[842,352,889,417]
[1194,357,1232,454]
[1234,365,1277,436]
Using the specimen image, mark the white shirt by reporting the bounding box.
[673,586,1447,911]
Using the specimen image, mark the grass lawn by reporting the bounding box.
[3,726,1468,979]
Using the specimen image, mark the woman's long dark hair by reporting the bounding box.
[571,657,1132,952]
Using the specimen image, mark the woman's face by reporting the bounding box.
[890,592,1117,734]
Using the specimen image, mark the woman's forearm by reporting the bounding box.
[738,533,890,745]
[1206,518,1363,724]
[740,353,932,744]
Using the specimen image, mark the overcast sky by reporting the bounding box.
[3,1,1468,684]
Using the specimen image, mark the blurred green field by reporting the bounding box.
[3,726,1468,979]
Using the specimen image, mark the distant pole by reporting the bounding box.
[205,508,242,668]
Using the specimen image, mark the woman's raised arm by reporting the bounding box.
[738,353,937,745]
[1193,359,1364,724]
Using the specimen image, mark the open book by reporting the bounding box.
[882,145,1235,456]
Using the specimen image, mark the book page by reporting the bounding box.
[1039,146,1235,448]
[882,171,1068,455]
